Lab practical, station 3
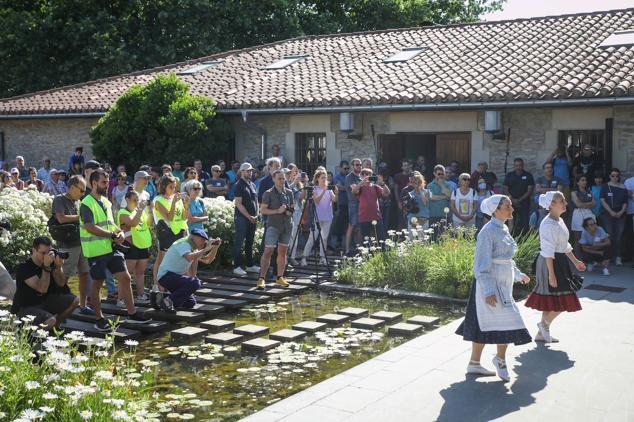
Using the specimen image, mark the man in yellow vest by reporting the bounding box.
[79,169,151,332]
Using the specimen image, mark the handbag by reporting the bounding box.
[47,215,80,245]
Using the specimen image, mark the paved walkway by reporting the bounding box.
[241,266,634,422]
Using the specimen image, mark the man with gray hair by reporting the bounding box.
[257,157,282,202]
[15,155,28,181]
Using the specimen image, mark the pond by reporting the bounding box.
[134,290,464,421]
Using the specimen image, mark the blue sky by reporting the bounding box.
[484,0,634,21]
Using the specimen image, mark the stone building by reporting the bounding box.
[1,8,634,179]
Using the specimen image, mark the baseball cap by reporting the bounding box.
[239,162,254,172]
[85,160,101,170]
[281,167,291,174]
[190,228,209,240]
[134,170,150,179]
[211,165,221,172]
[10,168,19,174]
[49,169,58,175]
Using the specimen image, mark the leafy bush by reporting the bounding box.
[0,187,52,272]
[335,227,540,299]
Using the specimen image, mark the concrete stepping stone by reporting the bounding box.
[200,319,235,333]
[316,313,350,326]
[178,304,225,316]
[242,338,281,354]
[407,315,440,327]
[171,326,208,340]
[197,297,247,309]
[60,319,141,343]
[351,317,386,330]
[70,309,169,334]
[205,332,244,345]
[370,311,403,323]
[99,302,207,323]
[196,288,269,304]
[388,322,423,337]
[233,324,269,338]
[337,307,369,318]
[292,321,328,333]
[269,329,307,342]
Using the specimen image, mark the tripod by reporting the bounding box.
[286,192,332,284]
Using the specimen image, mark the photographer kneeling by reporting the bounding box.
[10,236,78,330]
[155,228,221,310]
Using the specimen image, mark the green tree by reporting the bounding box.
[90,73,232,169]
[0,0,504,98]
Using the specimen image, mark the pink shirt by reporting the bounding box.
[358,185,383,223]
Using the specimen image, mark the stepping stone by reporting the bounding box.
[292,321,328,333]
[205,332,244,345]
[202,282,290,298]
[316,313,350,326]
[269,329,307,342]
[200,319,235,333]
[370,311,403,323]
[242,338,281,354]
[197,297,247,309]
[171,326,208,340]
[233,324,269,338]
[178,304,224,316]
[388,322,423,337]
[70,309,170,333]
[407,315,440,327]
[196,288,269,303]
[100,302,207,323]
[351,317,385,330]
[337,307,369,318]
[60,319,141,343]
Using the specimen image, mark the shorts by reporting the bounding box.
[123,243,151,260]
[88,251,127,280]
[17,293,77,325]
[157,223,186,251]
[348,202,359,226]
[264,225,292,247]
[60,246,89,276]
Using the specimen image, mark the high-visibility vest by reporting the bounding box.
[79,194,116,258]
[116,207,152,249]
[154,195,188,235]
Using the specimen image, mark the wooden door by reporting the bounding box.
[435,133,471,170]
[378,134,403,173]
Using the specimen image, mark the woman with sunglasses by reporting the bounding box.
[525,191,586,343]
[450,173,478,228]
[111,172,129,213]
[180,167,199,194]
[599,168,628,266]
[186,180,208,232]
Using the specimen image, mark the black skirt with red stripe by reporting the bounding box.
[525,253,582,312]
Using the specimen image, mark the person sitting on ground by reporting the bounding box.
[155,228,220,310]
[579,217,612,276]
[10,236,79,330]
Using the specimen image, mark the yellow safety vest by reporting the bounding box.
[116,208,152,249]
[154,195,188,235]
[79,194,116,258]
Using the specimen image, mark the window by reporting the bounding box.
[598,29,634,48]
[558,129,609,175]
[263,55,306,70]
[383,47,425,63]
[177,61,223,75]
[295,133,327,175]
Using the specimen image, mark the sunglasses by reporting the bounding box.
[212,170,221,173]
[193,187,202,191]
[436,172,445,176]
[353,163,361,167]
[342,167,350,171]
[77,188,86,194]
[461,178,470,181]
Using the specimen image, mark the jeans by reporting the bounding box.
[233,215,256,268]
[105,269,117,295]
[360,220,386,245]
[600,213,626,258]
[513,205,530,235]
[380,204,391,237]
[303,220,332,258]
[158,271,201,308]
[331,204,348,248]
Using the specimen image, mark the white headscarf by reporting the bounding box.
[538,191,558,210]
[480,194,507,216]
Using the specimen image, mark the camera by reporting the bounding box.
[327,184,336,191]
[303,185,314,194]
[51,249,70,260]
[0,220,10,232]
[368,176,378,183]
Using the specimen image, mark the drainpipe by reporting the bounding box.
[241,110,268,162]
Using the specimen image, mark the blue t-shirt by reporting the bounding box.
[591,185,602,215]
[407,189,430,218]
[187,198,206,231]
[579,226,608,246]
[427,180,450,218]
[553,157,570,187]
[333,173,348,206]
[157,238,193,280]
[600,183,628,214]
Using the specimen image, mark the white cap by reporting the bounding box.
[480,194,506,216]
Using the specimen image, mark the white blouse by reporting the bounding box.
[539,216,573,258]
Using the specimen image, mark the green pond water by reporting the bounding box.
[135,291,464,421]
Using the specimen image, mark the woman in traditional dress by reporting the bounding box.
[456,194,531,382]
[525,191,585,342]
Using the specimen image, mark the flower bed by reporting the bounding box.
[335,226,540,299]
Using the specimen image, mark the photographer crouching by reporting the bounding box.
[10,236,78,330]
[154,228,221,310]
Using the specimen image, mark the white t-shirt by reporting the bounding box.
[451,188,476,217]
[120,188,150,209]
[624,176,634,215]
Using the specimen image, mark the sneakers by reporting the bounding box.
[136,293,150,305]
[276,276,290,287]
[93,318,112,333]
[603,267,610,276]
[492,356,510,382]
[536,322,554,343]
[289,258,300,267]
[257,278,266,289]
[615,257,623,266]
[106,292,118,301]
[586,264,594,272]
[79,306,96,316]
[300,258,308,267]
[233,267,247,277]
[116,299,126,308]
[126,312,152,324]
[245,265,260,273]
[535,331,559,343]
[466,362,495,376]
[151,291,175,313]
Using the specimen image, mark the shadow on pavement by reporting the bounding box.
[435,345,574,422]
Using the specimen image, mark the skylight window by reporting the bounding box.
[598,29,634,48]
[262,55,306,70]
[177,61,223,75]
[384,47,425,63]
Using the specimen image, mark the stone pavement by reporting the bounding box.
[241,266,634,422]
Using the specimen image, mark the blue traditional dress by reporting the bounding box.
[456,217,532,345]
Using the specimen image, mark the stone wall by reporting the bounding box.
[0,118,98,171]
[614,105,634,176]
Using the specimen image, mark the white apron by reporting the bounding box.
[475,259,526,332]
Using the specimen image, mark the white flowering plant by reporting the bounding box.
[201,197,263,268]
[0,187,52,272]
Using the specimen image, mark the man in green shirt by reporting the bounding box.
[427,164,452,231]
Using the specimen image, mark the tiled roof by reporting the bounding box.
[1,8,634,116]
